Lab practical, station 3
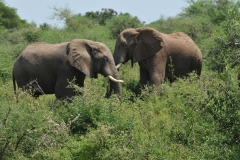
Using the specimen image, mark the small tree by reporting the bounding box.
[51,6,97,31]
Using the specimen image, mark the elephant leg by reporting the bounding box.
[139,66,150,86]
[149,66,165,86]
[75,72,86,87]
[75,74,86,95]
[149,72,165,86]
[55,72,86,100]
[55,79,75,100]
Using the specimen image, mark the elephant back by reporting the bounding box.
[164,32,202,60]
[20,42,68,57]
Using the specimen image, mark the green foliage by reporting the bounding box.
[39,23,51,30]
[182,0,236,24]
[0,1,28,29]
[206,5,240,72]
[0,29,25,44]
[0,83,70,159]
[22,29,41,43]
[50,5,73,23]
[148,15,213,43]
[84,8,118,25]
[65,15,97,32]
[51,6,107,32]
[106,13,143,38]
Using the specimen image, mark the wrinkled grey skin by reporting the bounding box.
[13,39,122,100]
[112,27,203,86]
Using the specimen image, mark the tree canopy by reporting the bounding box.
[84,8,118,25]
[0,1,28,29]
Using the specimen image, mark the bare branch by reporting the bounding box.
[15,126,36,151]
[0,137,10,160]
[213,35,240,46]
[3,107,11,127]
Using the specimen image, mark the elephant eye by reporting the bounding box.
[121,43,126,47]
[103,56,108,62]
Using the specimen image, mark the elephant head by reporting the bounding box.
[113,27,163,68]
[66,39,123,98]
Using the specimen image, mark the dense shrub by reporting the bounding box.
[22,29,41,43]
[65,15,98,32]
[0,29,25,44]
[148,16,213,43]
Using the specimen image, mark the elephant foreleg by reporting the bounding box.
[139,67,150,86]
[55,80,75,100]
[76,73,86,87]
[149,72,165,86]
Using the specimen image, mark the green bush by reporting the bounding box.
[0,83,69,159]
[65,15,98,32]
[0,29,25,44]
[22,29,41,43]
[39,23,51,30]
[106,13,143,38]
[84,8,118,25]
[147,15,213,46]
[207,6,240,72]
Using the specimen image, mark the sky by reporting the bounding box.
[5,0,188,28]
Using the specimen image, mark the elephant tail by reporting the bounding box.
[12,73,18,102]
[195,65,202,77]
[190,57,202,77]
[192,58,202,77]
[196,58,203,76]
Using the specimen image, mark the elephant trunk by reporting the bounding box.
[105,71,122,100]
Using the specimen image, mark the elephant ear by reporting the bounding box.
[133,28,163,63]
[66,39,95,78]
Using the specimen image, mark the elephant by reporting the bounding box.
[112,27,203,86]
[12,39,123,100]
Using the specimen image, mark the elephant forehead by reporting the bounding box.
[97,43,111,52]
[120,28,136,34]
[121,31,137,38]
[96,42,106,48]
[119,30,138,44]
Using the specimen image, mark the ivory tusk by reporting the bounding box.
[116,63,122,69]
[108,75,124,83]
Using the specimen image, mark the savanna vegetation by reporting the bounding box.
[0,0,240,159]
